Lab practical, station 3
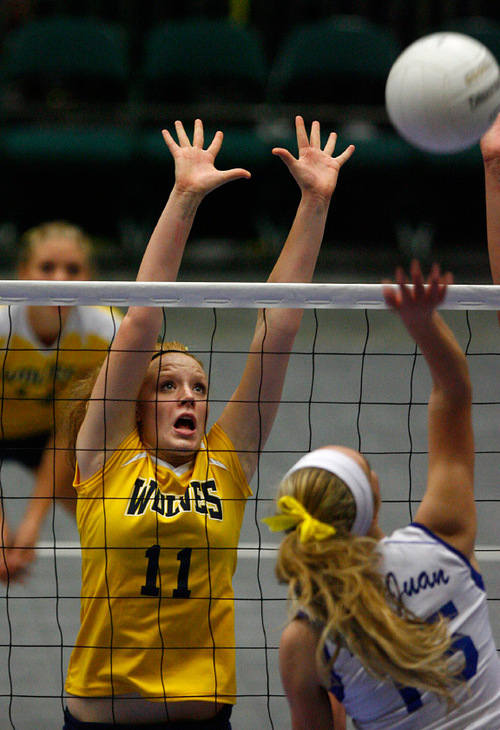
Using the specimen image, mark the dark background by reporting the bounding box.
[0,0,499,280]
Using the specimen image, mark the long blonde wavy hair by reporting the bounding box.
[63,340,205,468]
[274,466,463,703]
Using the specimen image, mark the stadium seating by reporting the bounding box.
[0,14,130,111]
[140,18,268,106]
[132,17,273,244]
[267,14,401,106]
[262,15,423,249]
[0,6,495,257]
[0,15,135,237]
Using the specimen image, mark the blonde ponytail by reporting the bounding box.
[274,468,462,703]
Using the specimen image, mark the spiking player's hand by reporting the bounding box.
[383,260,453,330]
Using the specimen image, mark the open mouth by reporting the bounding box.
[174,415,196,433]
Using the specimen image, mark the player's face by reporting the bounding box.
[20,237,91,281]
[136,352,209,467]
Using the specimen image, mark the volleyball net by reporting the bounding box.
[0,281,498,729]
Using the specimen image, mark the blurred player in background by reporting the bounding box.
[0,221,122,582]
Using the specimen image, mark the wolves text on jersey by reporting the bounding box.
[125,477,223,520]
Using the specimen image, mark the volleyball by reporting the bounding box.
[385,32,500,153]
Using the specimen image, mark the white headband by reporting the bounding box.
[283,449,374,536]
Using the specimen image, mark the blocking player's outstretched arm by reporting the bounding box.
[76,120,250,482]
[217,116,354,483]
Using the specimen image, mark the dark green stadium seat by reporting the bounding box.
[0,16,134,238]
[134,18,272,244]
[0,14,130,111]
[267,14,402,106]
[264,15,424,251]
[1,124,135,163]
[140,18,268,105]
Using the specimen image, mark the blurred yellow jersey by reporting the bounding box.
[65,423,252,705]
[0,304,122,439]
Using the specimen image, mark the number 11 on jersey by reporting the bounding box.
[141,544,192,598]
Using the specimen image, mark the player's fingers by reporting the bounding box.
[426,263,441,299]
[435,270,453,303]
[272,148,296,167]
[411,261,426,299]
[162,128,178,152]
[192,118,204,148]
[174,120,191,146]
[217,168,251,184]
[395,266,414,304]
[410,259,425,283]
[295,115,309,152]
[427,262,452,304]
[382,281,400,309]
[442,271,454,287]
[310,120,321,148]
[426,262,443,289]
[395,266,409,287]
[206,130,224,156]
[323,132,338,156]
[334,144,355,166]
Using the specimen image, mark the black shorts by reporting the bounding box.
[62,705,232,730]
[0,432,51,470]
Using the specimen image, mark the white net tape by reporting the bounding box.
[0,280,498,309]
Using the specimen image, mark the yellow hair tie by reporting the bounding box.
[263,495,336,543]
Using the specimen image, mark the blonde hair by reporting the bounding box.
[274,467,462,703]
[152,340,205,372]
[63,340,205,467]
[18,220,94,269]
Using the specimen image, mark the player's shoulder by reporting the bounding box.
[382,523,437,546]
[281,617,319,660]
[0,303,27,335]
[0,303,22,321]
[280,618,326,692]
[0,305,11,327]
[379,524,443,567]
[206,422,251,494]
[71,305,124,335]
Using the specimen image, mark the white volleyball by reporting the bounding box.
[385,32,500,153]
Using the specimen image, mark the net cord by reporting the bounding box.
[0,281,498,309]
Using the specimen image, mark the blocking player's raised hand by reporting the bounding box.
[272,115,354,203]
[162,119,250,199]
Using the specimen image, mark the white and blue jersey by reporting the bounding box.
[324,523,500,729]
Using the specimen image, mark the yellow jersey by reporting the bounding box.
[0,304,122,439]
[65,423,252,705]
